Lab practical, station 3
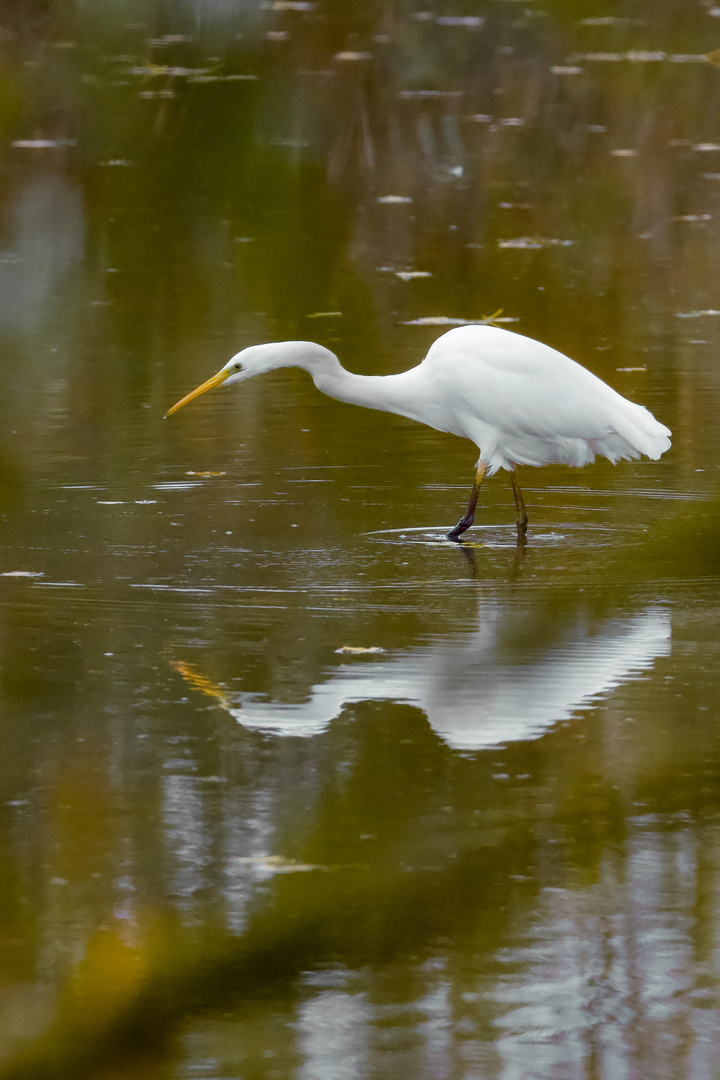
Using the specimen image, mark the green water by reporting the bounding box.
[1,3,720,1078]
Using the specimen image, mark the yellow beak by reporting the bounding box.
[164,369,229,417]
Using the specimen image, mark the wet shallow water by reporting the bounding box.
[2,2,720,1079]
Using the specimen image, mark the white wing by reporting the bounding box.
[420,326,671,471]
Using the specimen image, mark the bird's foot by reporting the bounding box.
[447,518,472,542]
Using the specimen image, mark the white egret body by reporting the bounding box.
[166,325,672,539]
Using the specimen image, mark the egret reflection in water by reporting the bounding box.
[173,606,670,749]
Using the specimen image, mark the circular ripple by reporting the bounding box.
[363,523,627,548]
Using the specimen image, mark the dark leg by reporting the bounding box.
[510,468,528,535]
[447,462,487,541]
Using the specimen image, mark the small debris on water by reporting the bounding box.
[498,236,574,249]
[260,1,315,9]
[333,51,373,61]
[335,645,386,655]
[149,35,192,45]
[579,15,633,24]
[232,855,327,872]
[437,16,483,27]
[403,315,518,325]
[399,89,464,98]
[11,139,77,148]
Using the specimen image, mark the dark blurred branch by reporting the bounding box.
[0,841,531,1080]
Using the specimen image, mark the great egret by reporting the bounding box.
[165,325,672,540]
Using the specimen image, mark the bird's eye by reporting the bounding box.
[234,362,242,371]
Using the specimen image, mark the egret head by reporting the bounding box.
[165,341,331,417]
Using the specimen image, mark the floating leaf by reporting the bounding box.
[437,16,483,27]
[626,50,666,61]
[232,855,327,872]
[11,139,77,148]
[171,660,229,703]
[260,1,315,8]
[404,314,518,325]
[579,50,668,62]
[131,65,212,77]
[335,645,386,654]
[399,89,464,98]
[188,73,259,82]
[497,236,574,249]
[149,34,191,44]
[579,15,632,24]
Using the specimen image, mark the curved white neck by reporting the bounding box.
[303,348,426,422]
[259,341,451,435]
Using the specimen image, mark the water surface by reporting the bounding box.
[1,3,720,1078]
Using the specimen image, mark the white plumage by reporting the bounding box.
[166,324,671,540]
[417,326,671,472]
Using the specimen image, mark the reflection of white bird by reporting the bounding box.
[174,608,671,750]
[166,325,671,539]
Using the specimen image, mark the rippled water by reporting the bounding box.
[2,2,720,1079]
